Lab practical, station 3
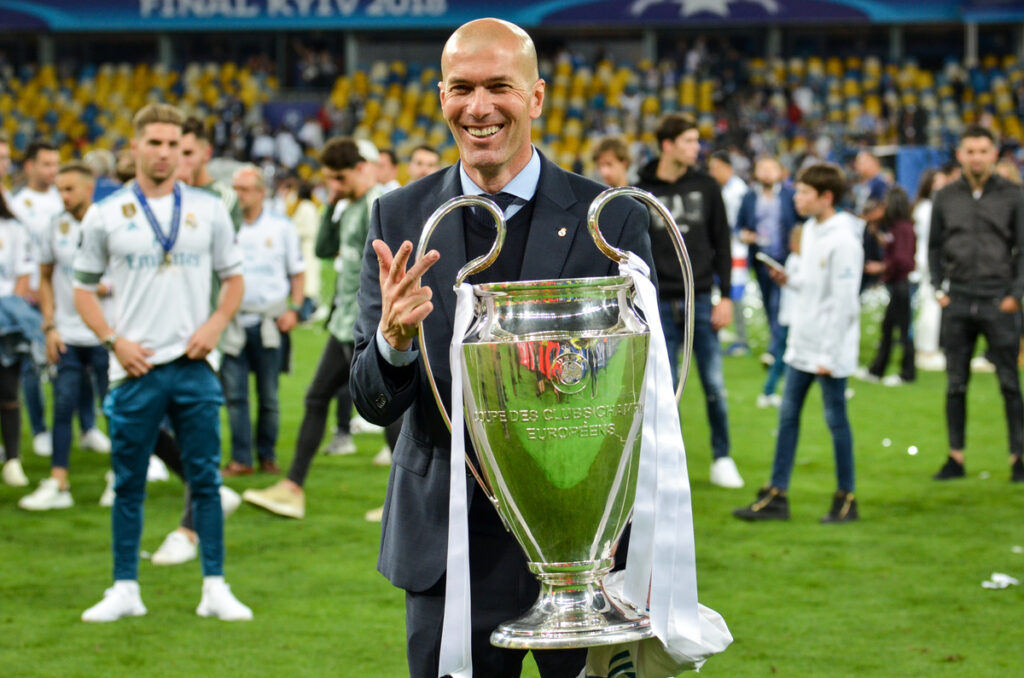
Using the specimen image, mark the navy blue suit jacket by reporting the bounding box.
[350,153,653,592]
[735,184,800,261]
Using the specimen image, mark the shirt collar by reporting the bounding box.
[458,146,540,203]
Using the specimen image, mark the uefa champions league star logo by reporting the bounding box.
[630,0,779,17]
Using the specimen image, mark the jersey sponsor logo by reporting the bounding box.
[124,251,202,270]
[122,203,136,218]
[126,221,138,231]
[59,220,70,235]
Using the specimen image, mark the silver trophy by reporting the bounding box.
[416,187,693,650]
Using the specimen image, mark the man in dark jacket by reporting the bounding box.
[636,112,743,489]
[929,125,1024,483]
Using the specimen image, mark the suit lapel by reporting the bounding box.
[520,155,581,281]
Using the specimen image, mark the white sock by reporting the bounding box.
[203,575,225,587]
[113,580,139,593]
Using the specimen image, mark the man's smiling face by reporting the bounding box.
[438,25,544,190]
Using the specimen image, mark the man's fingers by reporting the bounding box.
[390,241,414,282]
[401,301,434,328]
[406,249,440,282]
[372,239,395,280]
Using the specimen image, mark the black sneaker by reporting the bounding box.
[1011,457,1024,483]
[933,456,966,480]
[820,491,859,523]
[733,486,789,521]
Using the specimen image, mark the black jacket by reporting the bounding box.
[929,174,1024,300]
[636,159,731,297]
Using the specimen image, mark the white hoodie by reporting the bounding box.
[782,211,863,378]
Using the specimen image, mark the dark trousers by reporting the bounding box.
[869,280,915,381]
[51,344,109,470]
[287,335,353,487]
[942,295,1023,456]
[404,492,586,678]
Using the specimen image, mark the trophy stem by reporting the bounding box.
[489,559,652,650]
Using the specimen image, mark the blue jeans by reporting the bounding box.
[752,260,782,356]
[23,354,97,436]
[51,344,109,470]
[106,359,224,580]
[770,365,855,492]
[660,294,730,460]
[220,324,282,466]
[762,326,790,396]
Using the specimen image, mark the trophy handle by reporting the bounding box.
[587,186,695,402]
[414,195,507,498]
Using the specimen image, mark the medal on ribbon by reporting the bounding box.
[131,181,181,269]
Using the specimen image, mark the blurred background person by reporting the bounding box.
[20,162,111,511]
[708,149,752,357]
[862,186,917,385]
[591,135,632,188]
[407,145,441,182]
[9,140,63,458]
[911,168,948,372]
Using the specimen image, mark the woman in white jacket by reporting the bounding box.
[734,163,863,524]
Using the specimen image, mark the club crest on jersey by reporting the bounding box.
[185,213,197,229]
[122,203,136,218]
[265,238,273,248]
[24,199,32,208]
[59,220,70,235]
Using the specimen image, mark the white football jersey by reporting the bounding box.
[73,181,242,381]
[9,186,62,289]
[40,211,106,346]
[236,209,305,327]
[0,217,34,296]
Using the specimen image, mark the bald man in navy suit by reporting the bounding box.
[351,18,654,678]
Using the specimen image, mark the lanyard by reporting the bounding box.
[132,181,181,264]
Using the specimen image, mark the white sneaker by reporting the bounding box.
[881,375,904,387]
[853,367,879,383]
[756,394,776,409]
[2,458,29,487]
[196,577,253,621]
[99,470,115,507]
[364,505,384,522]
[33,432,52,457]
[768,394,782,407]
[971,356,996,373]
[710,457,745,489]
[81,428,111,453]
[349,415,384,435]
[81,581,147,622]
[147,455,169,482]
[18,477,73,511]
[220,485,242,518]
[323,432,356,456]
[372,446,393,467]
[151,530,198,566]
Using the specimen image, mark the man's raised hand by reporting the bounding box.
[374,239,440,351]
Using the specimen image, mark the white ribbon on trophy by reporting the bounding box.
[618,252,702,654]
[438,282,477,678]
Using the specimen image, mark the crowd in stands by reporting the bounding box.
[4,48,1024,191]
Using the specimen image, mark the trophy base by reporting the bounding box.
[490,561,653,650]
